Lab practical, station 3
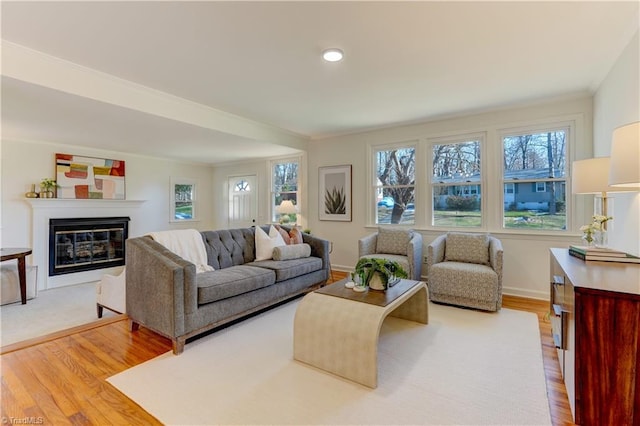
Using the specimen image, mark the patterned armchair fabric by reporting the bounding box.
[358,228,423,280]
[426,232,503,312]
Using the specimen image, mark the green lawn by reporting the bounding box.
[378,207,566,230]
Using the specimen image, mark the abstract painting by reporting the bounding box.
[319,164,351,221]
[55,153,126,199]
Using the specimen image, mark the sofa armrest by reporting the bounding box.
[489,237,504,280]
[407,232,424,280]
[358,233,378,257]
[301,232,330,279]
[427,234,446,273]
[126,237,197,338]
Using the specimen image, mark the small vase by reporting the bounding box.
[581,234,595,247]
[594,230,608,248]
[25,184,39,198]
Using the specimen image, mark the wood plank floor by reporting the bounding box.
[1,272,574,425]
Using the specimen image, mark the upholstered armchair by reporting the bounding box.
[426,232,503,312]
[96,268,126,317]
[358,228,423,281]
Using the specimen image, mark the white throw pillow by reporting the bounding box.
[255,225,286,261]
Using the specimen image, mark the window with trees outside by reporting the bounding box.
[271,159,299,224]
[432,139,482,227]
[374,146,415,225]
[171,178,196,221]
[502,128,567,230]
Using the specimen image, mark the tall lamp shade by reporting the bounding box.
[572,157,634,222]
[609,121,640,188]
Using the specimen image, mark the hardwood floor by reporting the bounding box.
[1,272,574,425]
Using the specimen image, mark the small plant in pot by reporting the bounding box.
[39,178,59,198]
[354,257,408,291]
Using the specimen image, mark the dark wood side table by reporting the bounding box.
[1,248,33,305]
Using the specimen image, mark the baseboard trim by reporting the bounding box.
[0,314,126,355]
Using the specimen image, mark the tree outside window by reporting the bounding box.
[271,160,299,223]
[374,146,415,225]
[502,129,567,230]
[171,178,196,221]
[432,140,482,227]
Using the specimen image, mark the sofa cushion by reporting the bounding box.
[445,232,490,265]
[429,261,498,300]
[376,227,411,255]
[255,225,286,261]
[249,257,323,282]
[201,229,255,269]
[272,243,311,261]
[196,265,276,305]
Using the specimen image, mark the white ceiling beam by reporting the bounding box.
[1,40,308,151]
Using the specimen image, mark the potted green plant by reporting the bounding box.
[354,257,408,291]
[40,178,58,198]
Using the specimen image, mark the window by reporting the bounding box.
[170,178,196,221]
[373,145,415,225]
[271,159,299,224]
[502,129,567,230]
[431,139,482,227]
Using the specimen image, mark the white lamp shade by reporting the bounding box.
[609,121,640,188]
[277,200,298,214]
[572,157,634,194]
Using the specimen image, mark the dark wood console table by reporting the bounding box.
[550,248,640,425]
[1,248,33,305]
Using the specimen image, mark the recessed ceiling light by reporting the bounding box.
[322,48,344,62]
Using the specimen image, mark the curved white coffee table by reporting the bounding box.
[293,279,428,388]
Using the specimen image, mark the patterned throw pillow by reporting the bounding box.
[289,227,304,245]
[274,225,291,245]
[376,227,411,256]
[444,232,490,265]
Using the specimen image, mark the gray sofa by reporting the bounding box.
[126,226,330,354]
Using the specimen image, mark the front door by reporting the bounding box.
[228,175,257,228]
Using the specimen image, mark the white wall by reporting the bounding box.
[306,96,595,300]
[593,30,640,256]
[0,139,215,288]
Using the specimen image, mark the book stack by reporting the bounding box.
[569,245,640,263]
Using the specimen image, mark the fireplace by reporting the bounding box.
[49,217,130,276]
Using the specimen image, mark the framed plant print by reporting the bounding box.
[319,165,352,221]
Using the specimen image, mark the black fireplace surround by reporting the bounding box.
[49,217,130,276]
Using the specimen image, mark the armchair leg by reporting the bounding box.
[129,320,140,332]
[97,303,104,318]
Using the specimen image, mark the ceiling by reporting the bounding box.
[1,1,638,165]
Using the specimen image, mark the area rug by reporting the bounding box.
[107,300,552,425]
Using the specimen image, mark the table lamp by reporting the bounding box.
[572,157,634,229]
[277,200,298,225]
[609,121,640,188]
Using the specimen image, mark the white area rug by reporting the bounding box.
[108,300,551,425]
[1,282,116,346]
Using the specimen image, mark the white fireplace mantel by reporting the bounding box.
[27,198,146,290]
[26,199,146,209]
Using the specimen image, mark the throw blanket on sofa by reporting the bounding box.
[147,229,214,273]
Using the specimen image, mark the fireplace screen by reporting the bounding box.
[49,217,130,276]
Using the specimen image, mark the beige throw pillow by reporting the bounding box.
[376,227,411,256]
[445,232,490,265]
[272,243,311,261]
